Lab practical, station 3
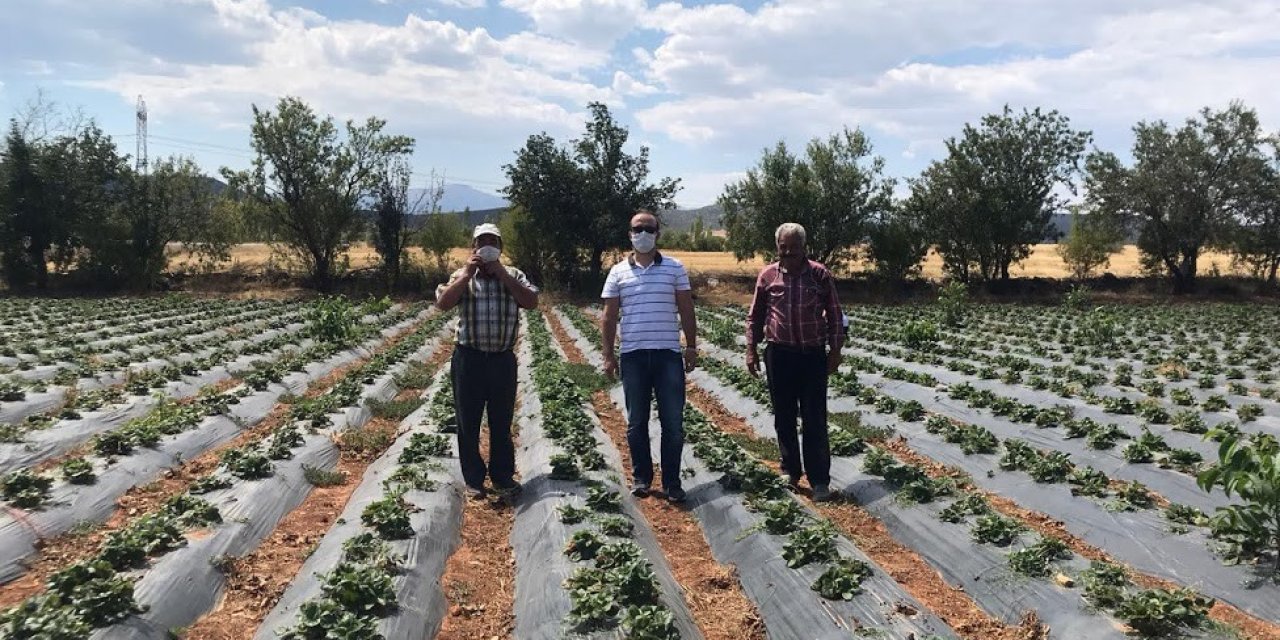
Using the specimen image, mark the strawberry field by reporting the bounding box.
[0,296,1278,639]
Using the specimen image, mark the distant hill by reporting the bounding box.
[422,184,507,213]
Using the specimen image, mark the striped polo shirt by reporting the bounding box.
[602,252,691,353]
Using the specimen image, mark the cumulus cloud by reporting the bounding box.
[633,0,1280,162]
[501,0,648,49]
[75,0,616,142]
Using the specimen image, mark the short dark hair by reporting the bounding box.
[632,208,660,230]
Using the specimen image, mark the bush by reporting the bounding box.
[304,296,359,345]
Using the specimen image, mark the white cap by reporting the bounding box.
[473,223,502,239]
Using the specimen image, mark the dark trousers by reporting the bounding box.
[764,343,831,486]
[450,344,517,489]
[620,349,686,490]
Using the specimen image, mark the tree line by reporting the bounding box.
[720,103,1280,292]
[3,96,1277,293]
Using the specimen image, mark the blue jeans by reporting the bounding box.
[620,349,686,490]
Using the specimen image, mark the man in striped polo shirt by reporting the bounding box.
[601,209,698,502]
[435,223,539,499]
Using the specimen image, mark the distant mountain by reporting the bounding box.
[420,183,508,213]
[658,204,723,232]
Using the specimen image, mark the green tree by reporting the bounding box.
[1229,138,1280,287]
[720,128,892,269]
[497,204,549,285]
[374,161,438,290]
[418,211,466,275]
[503,102,679,288]
[0,120,43,288]
[0,120,125,289]
[1086,103,1264,293]
[81,157,230,289]
[866,207,928,283]
[908,106,1091,282]
[224,97,414,290]
[1056,209,1125,280]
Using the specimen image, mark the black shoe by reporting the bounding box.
[494,480,523,497]
[464,484,487,500]
[665,487,687,503]
[631,482,651,497]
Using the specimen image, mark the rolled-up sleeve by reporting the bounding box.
[746,269,768,349]
[822,269,842,347]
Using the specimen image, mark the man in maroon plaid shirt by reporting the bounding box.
[745,222,844,501]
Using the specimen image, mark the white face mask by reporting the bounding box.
[630,231,656,254]
[476,245,501,263]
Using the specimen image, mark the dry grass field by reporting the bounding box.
[186,242,1244,280]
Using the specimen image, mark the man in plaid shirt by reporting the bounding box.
[746,222,844,501]
[435,223,539,499]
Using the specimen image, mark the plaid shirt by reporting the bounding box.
[437,266,537,352]
[746,260,842,350]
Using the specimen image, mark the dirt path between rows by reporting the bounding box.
[685,384,1047,640]
[545,312,767,640]
[0,320,430,611]
[181,341,454,639]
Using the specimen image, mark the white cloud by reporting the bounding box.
[633,0,1280,162]
[611,70,658,97]
[81,0,615,140]
[501,0,647,49]
[435,0,487,8]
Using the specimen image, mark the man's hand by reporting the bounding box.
[827,350,842,375]
[683,347,697,373]
[603,354,618,380]
[746,349,759,378]
[463,254,483,278]
[481,259,505,278]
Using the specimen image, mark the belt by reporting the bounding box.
[766,342,827,355]
[456,343,514,356]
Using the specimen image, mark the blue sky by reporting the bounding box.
[2,0,1278,207]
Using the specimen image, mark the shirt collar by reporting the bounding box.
[628,251,664,267]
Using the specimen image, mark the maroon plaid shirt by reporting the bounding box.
[746,260,842,350]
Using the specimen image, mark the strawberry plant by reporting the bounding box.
[1170,388,1196,406]
[558,503,591,525]
[382,464,437,493]
[812,557,873,600]
[319,562,396,616]
[1068,466,1111,497]
[1202,395,1229,412]
[281,598,384,640]
[189,474,233,494]
[620,605,679,640]
[398,433,451,463]
[2,469,53,509]
[1007,536,1070,577]
[746,498,809,535]
[939,494,991,523]
[1081,561,1129,609]
[1237,403,1264,423]
[44,559,145,627]
[1197,429,1280,571]
[585,485,622,513]
[1165,503,1208,527]
[1115,588,1213,636]
[361,494,414,540]
[60,457,96,485]
[220,447,273,480]
[566,530,607,561]
[970,513,1024,546]
[341,533,402,573]
[828,428,866,456]
[782,522,838,568]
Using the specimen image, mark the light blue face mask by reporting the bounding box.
[630,231,656,253]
